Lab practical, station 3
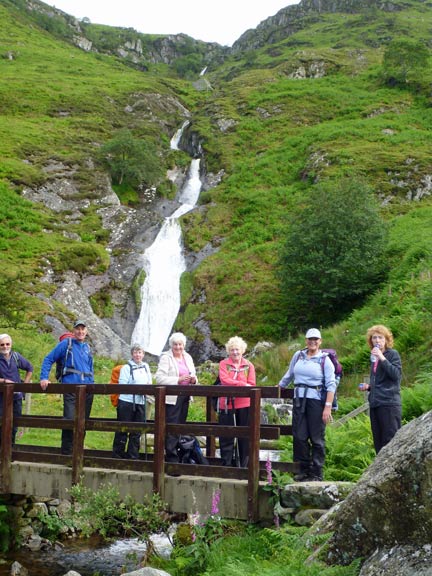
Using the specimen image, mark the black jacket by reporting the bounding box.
[368,348,402,408]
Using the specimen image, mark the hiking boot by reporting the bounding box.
[294,473,311,482]
[308,475,323,481]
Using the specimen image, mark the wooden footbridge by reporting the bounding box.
[0,383,296,522]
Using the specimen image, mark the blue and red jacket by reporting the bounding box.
[40,339,93,384]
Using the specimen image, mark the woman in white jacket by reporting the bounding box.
[155,332,198,464]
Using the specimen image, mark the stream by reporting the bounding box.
[0,532,173,576]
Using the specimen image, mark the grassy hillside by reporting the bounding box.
[0,0,432,390]
[0,1,199,359]
[173,0,432,383]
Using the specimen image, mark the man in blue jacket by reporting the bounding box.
[40,321,94,455]
[0,333,33,445]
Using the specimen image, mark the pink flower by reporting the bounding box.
[211,489,221,516]
[266,455,272,485]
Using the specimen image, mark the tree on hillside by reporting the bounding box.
[381,39,430,89]
[278,178,388,331]
[98,129,163,188]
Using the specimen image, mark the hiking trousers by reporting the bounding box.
[112,399,146,459]
[218,406,250,467]
[369,405,401,454]
[62,392,93,455]
[292,398,325,479]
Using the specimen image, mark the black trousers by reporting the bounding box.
[62,392,94,455]
[292,398,325,479]
[218,407,250,468]
[165,396,190,462]
[369,405,401,454]
[0,395,23,445]
[112,399,146,459]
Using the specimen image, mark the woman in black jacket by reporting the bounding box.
[359,324,402,453]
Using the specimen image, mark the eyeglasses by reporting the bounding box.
[0,343,11,347]
[306,337,319,341]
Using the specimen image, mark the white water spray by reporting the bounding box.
[131,129,202,356]
[170,120,189,151]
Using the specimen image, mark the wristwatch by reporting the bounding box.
[325,402,332,406]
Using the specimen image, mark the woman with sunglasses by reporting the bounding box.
[278,328,336,482]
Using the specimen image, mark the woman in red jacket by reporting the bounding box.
[218,336,256,467]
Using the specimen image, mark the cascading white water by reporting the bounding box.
[131,145,202,356]
[170,120,189,151]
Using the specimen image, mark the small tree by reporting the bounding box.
[278,178,388,331]
[381,39,430,89]
[98,129,162,188]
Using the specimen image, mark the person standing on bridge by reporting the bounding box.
[218,336,256,468]
[0,333,33,445]
[39,321,94,455]
[112,344,152,460]
[155,332,197,465]
[278,328,336,482]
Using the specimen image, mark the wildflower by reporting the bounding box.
[266,454,273,485]
[211,489,221,516]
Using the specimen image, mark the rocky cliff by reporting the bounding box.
[232,0,406,52]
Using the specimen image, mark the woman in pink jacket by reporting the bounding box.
[218,336,256,467]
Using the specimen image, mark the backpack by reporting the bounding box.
[320,349,343,411]
[294,348,343,411]
[177,435,209,465]
[55,337,73,382]
[109,362,137,407]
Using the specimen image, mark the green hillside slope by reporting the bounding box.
[0,0,432,387]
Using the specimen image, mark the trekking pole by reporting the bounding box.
[231,397,241,467]
[143,396,147,460]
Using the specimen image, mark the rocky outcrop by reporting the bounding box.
[312,410,432,574]
[232,0,405,53]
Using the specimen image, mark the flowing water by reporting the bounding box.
[0,533,173,576]
[131,127,202,356]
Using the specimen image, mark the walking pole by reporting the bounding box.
[143,395,147,460]
[231,397,241,467]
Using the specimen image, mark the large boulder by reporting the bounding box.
[321,410,432,569]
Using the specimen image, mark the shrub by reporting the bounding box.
[278,178,387,331]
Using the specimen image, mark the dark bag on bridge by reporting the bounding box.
[178,435,209,465]
[211,375,222,412]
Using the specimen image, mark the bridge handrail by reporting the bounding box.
[0,382,294,522]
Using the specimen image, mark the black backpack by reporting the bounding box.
[177,435,209,465]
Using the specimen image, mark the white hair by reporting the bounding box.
[0,334,12,344]
[169,332,187,347]
[225,336,247,355]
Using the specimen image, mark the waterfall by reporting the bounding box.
[170,120,189,151]
[131,131,202,356]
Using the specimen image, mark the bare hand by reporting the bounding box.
[322,406,333,425]
[40,379,50,391]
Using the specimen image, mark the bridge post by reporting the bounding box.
[71,386,86,486]
[153,386,166,497]
[247,387,261,523]
[0,384,14,492]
